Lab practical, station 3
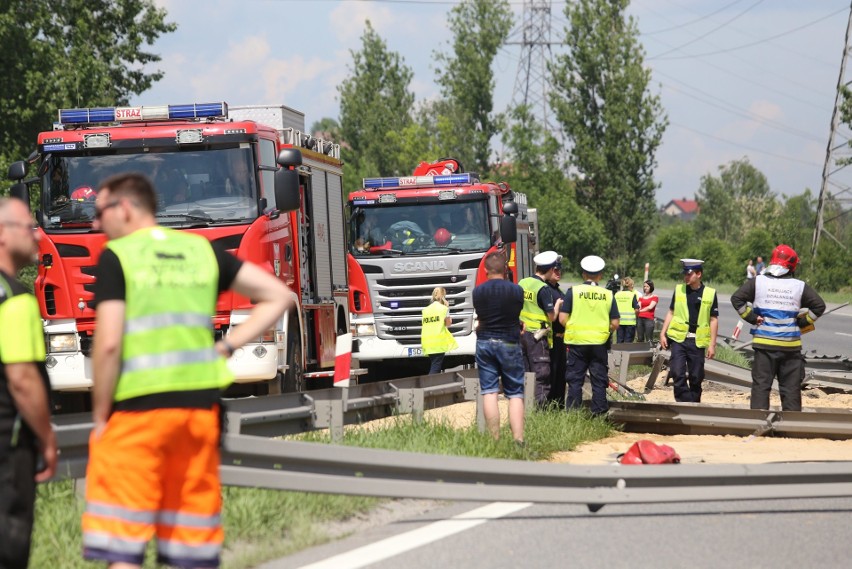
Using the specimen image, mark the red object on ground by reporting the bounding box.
[618,440,681,465]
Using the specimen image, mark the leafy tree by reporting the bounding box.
[647,223,696,280]
[433,0,513,176]
[0,0,175,182]
[497,105,607,264]
[549,0,667,265]
[338,21,415,196]
[694,157,778,242]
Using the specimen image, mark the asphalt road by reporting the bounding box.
[265,497,852,569]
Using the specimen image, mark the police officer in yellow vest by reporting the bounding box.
[614,277,639,343]
[519,251,563,407]
[557,255,619,415]
[83,173,293,568]
[659,259,719,403]
[421,287,458,374]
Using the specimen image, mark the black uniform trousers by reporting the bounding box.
[751,348,804,411]
[547,334,567,407]
[0,445,37,569]
[565,343,609,415]
[669,337,705,403]
[521,330,551,407]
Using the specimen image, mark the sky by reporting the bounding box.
[137,0,852,206]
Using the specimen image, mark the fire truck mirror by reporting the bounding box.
[500,215,517,244]
[10,182,30,205]
[7,160,27,181]
[274,168,300,213]
[502,201,518,215]
[276,148,303,168]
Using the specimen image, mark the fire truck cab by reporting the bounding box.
[8,102,348,398]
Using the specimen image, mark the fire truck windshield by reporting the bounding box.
[350,200,492,256]
[41,147,258,229]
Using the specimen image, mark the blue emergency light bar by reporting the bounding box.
[58,102,228,126]
[363,173,472,190]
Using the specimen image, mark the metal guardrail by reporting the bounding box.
[219,433,852,507]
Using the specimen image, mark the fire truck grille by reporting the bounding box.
[369,273,475,341]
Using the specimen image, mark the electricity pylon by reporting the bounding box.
[813,1,852,266]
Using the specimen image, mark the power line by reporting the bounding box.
[652,6,848,60]
[649,0,765,60]
[641,0,746,36]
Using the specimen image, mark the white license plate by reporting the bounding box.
[407,348,423,357]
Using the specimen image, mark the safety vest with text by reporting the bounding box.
[420,301,458,355]
[666,284,715,348]
[751,275,805,349]
[519,277,552,347]
[565,284,613,345]
[615,290,639,326]
[108,226,232,402]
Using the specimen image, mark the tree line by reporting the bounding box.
[2,0,848,292]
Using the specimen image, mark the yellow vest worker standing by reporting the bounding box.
[659,259,719,403]
[518,251,563,408]
[558,255,620,415]
[614,277,639,343]
[0,198,57,569]
[82,174,293,569]
[731,245,825,411]
[421,287,458,374]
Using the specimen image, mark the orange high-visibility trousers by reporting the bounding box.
[82,407,223,568]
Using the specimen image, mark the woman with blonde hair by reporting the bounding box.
[614,277,639,343]
[421,287,458,374]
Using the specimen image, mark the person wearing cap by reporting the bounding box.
[730,245,825,411]
[614,277,640,343]
[659,259,719,403]
[519,250,564,407]
[544,259,567,407]
[557,255,620,415]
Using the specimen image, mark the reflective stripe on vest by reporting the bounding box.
[751,275,805,348]
[614,290,638,326]
[565,284,612,345]
[420,302,458,355]
[667,284,715,348]
[107,226,231,402]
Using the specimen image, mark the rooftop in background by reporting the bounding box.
[661,198,699,221]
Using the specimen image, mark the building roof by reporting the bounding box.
[662,198,699,215]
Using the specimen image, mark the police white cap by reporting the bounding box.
[534,250,562,269]
[580,255,605,274]
[680,258,704,273]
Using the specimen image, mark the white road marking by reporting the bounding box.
[296,501,533,569]
[836,332,852,337]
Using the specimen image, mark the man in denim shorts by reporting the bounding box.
[472,251,525,442]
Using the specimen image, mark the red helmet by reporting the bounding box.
[434,227,452,246]
[770,244,799,273]
[71,186,96,201]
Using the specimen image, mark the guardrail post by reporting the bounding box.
[331,387,347,442]
[393,382,425,423]
[619,351,630,385]
[461,371,479,402]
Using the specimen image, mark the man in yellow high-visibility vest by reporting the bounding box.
[519,251,563,408]
[82,173,293,568]
[659,259,719,403]
[558,255,620,415]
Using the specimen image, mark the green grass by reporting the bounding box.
[714,344,752,369]
[32,409,616,568]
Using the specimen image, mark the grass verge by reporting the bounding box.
[32,408,615,568]
[715,344,752,369]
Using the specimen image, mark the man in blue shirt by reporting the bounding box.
[472,251,525,443]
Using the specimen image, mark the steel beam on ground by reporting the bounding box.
[608,401,852,440]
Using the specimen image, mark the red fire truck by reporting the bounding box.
[347,158,535,378]
[7,102,348,397]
